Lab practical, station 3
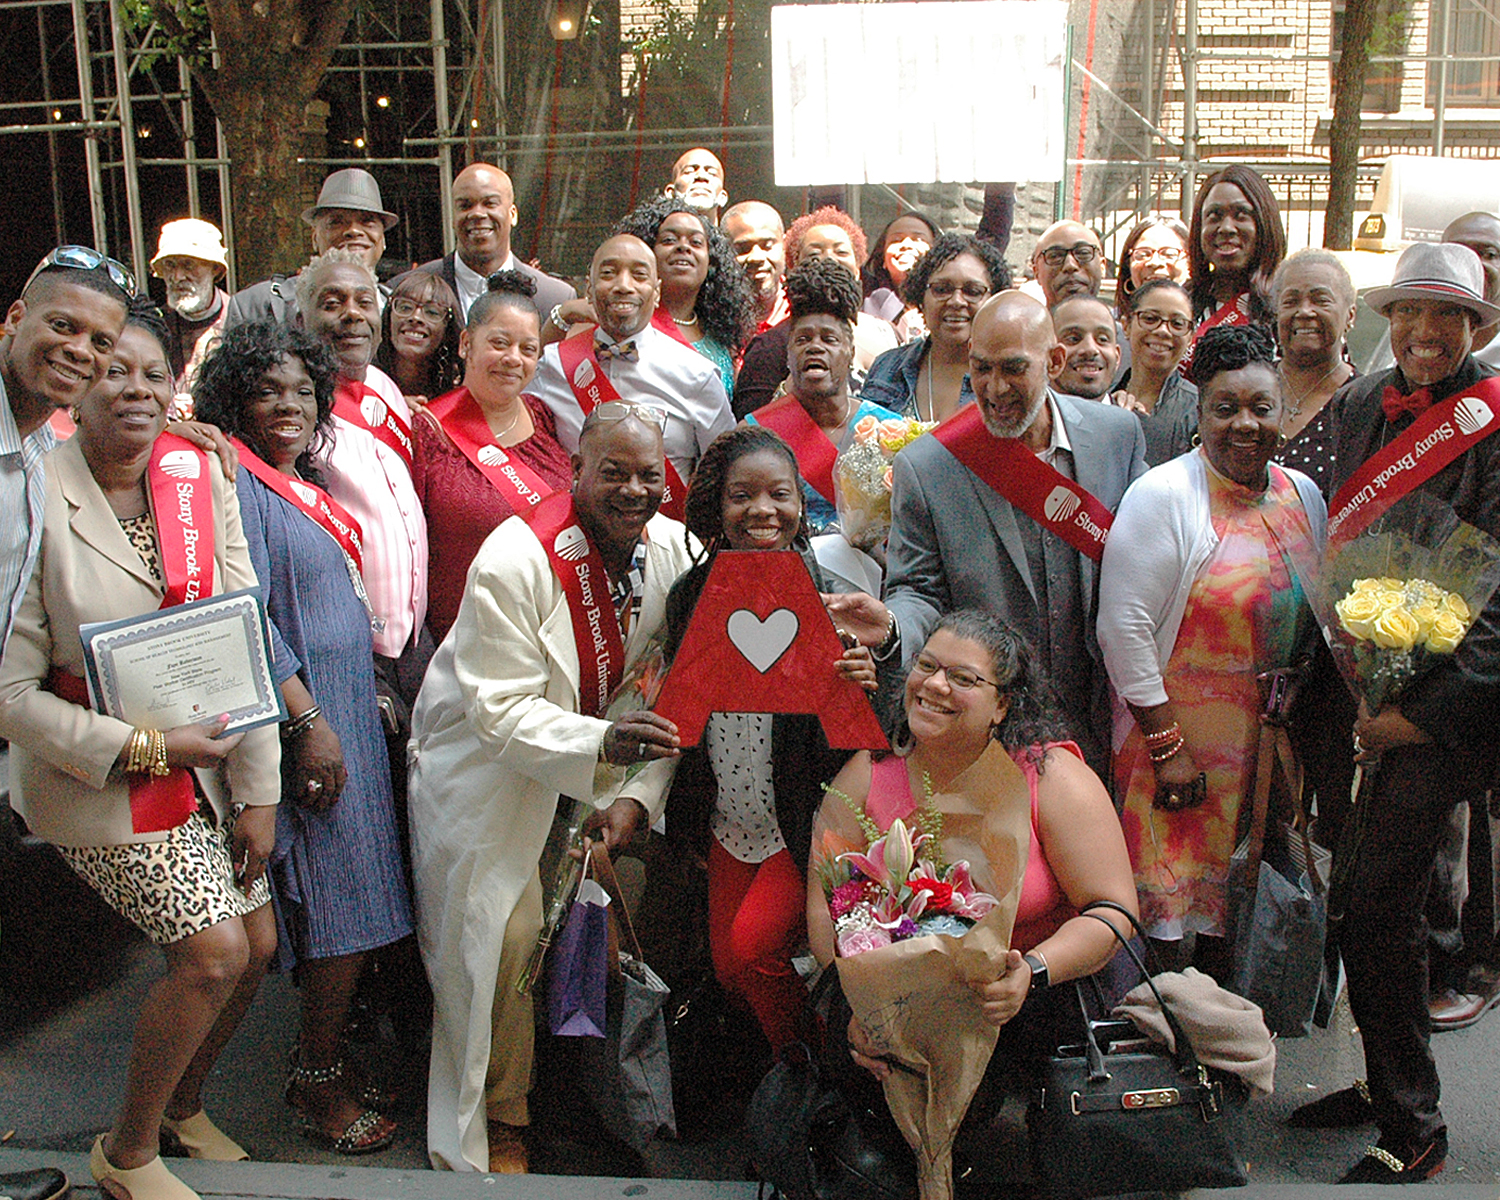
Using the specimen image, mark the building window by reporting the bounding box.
[1333,0,1414,112]
[1427,0,1500,105]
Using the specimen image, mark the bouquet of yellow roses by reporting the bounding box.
[835,415,934,550]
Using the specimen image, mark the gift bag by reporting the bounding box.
[547,849,612,1038]
[574,844,677,1151]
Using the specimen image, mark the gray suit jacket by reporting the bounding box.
[883,391,1148,770]
[419,253,575,322]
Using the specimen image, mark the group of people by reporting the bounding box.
[1,143,1498,1200]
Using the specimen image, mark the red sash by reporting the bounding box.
[556,328,687,521]
[931,403,1114,562]
[1193,293,1252,341]
[427,388,555,516]
[1327,376,1500,547]
[528,492,626,719]
[752,394,839,504]
[651,308,693,347]
[334,377,414,473]
[234,440,366,574]
[147,433,215,608]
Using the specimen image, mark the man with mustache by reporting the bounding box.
[409,404,692,1174]
[826,291,1146,776]
[225,168,398,329]
[1050,294,1122,401]
[151,218,229,408]
[721,200,790,336]
[419,162,574,330]
[664,146,729,223]
[531,234,733,505]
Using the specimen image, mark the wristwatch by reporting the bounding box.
[1023,952,1050,992]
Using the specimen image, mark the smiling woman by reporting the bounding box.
[374,269,463,404]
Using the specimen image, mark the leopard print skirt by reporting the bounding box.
[56,806,271,946]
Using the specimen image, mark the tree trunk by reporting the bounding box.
[1325,0,1378,250]
[212,87,317,284]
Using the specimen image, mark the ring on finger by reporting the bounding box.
[306,778,323,793]
[638,742,647,760]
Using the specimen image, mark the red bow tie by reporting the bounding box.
[1381,384,1434,422]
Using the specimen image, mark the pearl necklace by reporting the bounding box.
[672,311,700,327]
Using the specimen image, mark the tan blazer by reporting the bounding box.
[0,436,280,847]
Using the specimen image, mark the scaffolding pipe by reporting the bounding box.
[71,0,108,252]
[1181,0,1197,214]
[109,0,147,283]
[178,57,199,215]
[1435,0,1453,155]
[433,0,454,254]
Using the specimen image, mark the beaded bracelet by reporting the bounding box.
[149,728,171,777]
[1143,722,1182,751]
[1148,733,1185,764]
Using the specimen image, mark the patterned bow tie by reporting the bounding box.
[594,338,639,364]
[1381,384,1434,423]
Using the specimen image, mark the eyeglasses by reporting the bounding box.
[1129,246,1186,265]
[1035,242,1100,268]
[1131,310,1194,334]
[592,400,667,429]
[390,297,449,322]
[23,245,137,298]
[910,652,998,692]
[927,280,991,300]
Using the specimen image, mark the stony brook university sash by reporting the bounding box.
[529,491,626,718]
[233,439,376,627]
[1180,292,1252,373]
[752,394,839,504]
[1327,376,1500,548]
[428,388,555,515]
[334,376,414,473]
[556,328,687,521]
[47,435,218,833]
[932,404,1113,562]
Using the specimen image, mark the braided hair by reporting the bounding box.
[1184,322,1278,389]
[682,424,808,562]
[785,256,863,327]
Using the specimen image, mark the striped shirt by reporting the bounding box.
[319,365,429,658]
[0,377,56,657]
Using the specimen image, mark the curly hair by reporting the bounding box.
[901,233,1011,310]
[374,268,463,396]
[1184,322,1278,390]
[1188,165,1286,326]
[1116,215,1190,317]
[785,256,863,326]
[293,246,376,321]
[613,196,756,353]
[785,206,868,271]
[862,211,940,297]
[193,320,340,483]
[897,609,1073,769]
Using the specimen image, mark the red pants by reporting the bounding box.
[708,838,809,1051]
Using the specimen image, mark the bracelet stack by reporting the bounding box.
[282,705,322,741]
[1145,721,1184,764]
[876,610,899,658]
[125,727,171,777]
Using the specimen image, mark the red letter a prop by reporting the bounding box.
[653,550,888,750]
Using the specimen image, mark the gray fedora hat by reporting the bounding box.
[1365,241,1500,325]
[301,168,399,230]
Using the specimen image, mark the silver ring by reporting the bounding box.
[637,742,647,760]
[1353,735,1365,754]
[306,779,323,793]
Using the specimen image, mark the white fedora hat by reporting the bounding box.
[1365,241,1500,325]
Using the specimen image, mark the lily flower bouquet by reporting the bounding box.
[810,744,1032,1200]
[834,416,933,550]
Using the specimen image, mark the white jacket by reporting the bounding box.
[408,509,694,1171]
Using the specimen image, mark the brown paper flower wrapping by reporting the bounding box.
[812,743,1032,1200]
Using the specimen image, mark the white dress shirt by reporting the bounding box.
[453,252,517,324]
[530,323,734,485]
[320,364,429,657]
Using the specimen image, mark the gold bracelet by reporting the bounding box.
[125,728,149,774]
[150,728,172,777]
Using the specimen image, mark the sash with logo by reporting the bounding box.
[555,328,686,521]
[528,491,626,718]
[752,394,839,504]
[47,434,218,833]
[1180,292,1252,373]
[233,439,375,625]
[427,387,555,515]
[1327,376,1500,547]
[931,403,1113,562]
[334,377,414,473]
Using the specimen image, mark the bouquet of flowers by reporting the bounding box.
[1305,492,1500,712]
[810,744,1032,1200]
[835,415,934,550]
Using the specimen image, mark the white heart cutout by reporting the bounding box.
[727,608,799,674]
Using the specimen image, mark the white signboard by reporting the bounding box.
[771,1,1068,187]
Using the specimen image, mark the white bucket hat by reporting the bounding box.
[1365,241,1500,325]
[151,218,228,277]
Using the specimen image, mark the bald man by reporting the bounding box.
[419,162,575,326]
[1031,220,1106,307]
[826,292,1147,774]
[529,233,733,493]
[665,147,729,222]
[722,200,789,332]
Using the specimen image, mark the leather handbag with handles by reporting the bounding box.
[1026,900,1249,1200]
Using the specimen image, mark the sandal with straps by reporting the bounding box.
[285,1060,397,1155]
[288,1047,397,1113]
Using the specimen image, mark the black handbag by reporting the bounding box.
[1026,900,1249,1200]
